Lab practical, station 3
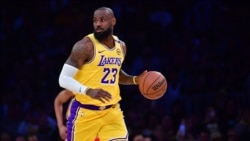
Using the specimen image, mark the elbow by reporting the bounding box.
[54,97,62,107]
[58,74,65,88]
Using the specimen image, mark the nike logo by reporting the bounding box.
[98,50,105,53]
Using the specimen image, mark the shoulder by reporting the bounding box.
[66,35,95,66]
[114,37,126,55]
[71,36,94,59]
[73,36,94,51]
[113,35,126,47]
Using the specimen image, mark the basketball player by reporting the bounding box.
[58,7,146,141]
[54,89,74,140]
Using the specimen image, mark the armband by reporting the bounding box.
[133,76,137,85]
[59,64,89,94]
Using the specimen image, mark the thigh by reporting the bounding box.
[98,105,128,141]
[67,105,100,141]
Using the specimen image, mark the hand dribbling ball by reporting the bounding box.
[138,71,167,100]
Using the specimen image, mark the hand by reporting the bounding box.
[86,88,112,103]
[58,125,67,140]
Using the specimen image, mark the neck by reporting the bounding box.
[99,35,114,48]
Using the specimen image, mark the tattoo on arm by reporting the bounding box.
[65,38,94,68]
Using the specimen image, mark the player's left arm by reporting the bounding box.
[119,69,137,85]
[118,41,146,85]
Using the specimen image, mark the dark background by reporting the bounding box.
[1,0,249,141]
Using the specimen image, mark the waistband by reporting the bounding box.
[73,100,116,110]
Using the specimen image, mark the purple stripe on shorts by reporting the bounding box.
[67,99,80,141]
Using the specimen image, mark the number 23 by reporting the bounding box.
[101,68,118,84]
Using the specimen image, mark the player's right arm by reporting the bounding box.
[59,38,112,103]
[59,38,91,94]
[54,89,74,140]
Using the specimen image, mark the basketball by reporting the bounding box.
[138,71,167,100]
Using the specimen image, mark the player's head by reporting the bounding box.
[93,7,116,41]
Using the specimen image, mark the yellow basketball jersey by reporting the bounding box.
[74,33,124,106]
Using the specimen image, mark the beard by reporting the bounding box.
[94,27,112,41]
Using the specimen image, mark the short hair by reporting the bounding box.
[95,7,114,17]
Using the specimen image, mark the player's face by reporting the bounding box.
[93,10,114,41]
[94,27,112,41]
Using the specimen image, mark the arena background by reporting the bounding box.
[1,0,249,141]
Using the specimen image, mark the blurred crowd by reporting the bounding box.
[0,0,249,141]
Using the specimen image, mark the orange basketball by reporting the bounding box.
[138,71,167,100]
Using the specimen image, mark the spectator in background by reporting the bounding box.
[129,131,158,141]
[202,105,224,141]
[36,109,57,140]
[143,133,158,141]
[175,117,196,141]
[0,132,11,141]
[160,115,175,141]
[15,135,26,141]
[233,107,250,141]
[197,129,210,141]
[222,98,239,130]
[226,128,239,141]
[130,132,144,141]
[27,134,39,141]
[17,112,39,137]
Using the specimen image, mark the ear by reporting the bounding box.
[111,17,116,26]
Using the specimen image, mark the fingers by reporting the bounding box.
[98,98,106,104]
[139,70,148,77]
[62,134,67,140]
[96,89,112,103]
[60,131,67,140]
[101,89,112,99]
[87,88,112,103]
[92,89,112,103]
